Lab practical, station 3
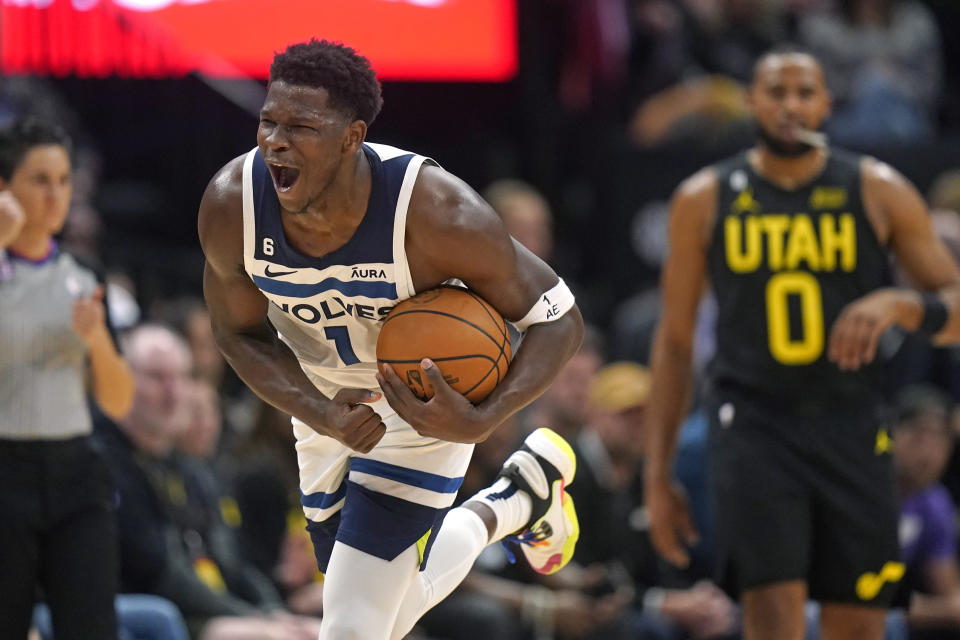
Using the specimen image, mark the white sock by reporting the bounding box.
[469,477,533,542]
[389,507,490,640]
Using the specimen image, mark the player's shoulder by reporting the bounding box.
[827,145,863,167]
[857,153,918,199]
[404,161,511,281]
[198,153,247,267]
[672,165,720,215]
[364,141,420,162]
[200,154,246,213]
[859,154,904,184]
[676,165,719,197]
[408,162,495,234]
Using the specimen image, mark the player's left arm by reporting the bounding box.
[376,164,584,443]
[828,158,960,370]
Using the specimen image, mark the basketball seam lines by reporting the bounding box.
[381,289,509,401]
[381,309,504,353]
[377,354,497,364]
[462,291,509,397]
[464,290,508,342]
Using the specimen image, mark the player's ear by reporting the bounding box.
[342,120,367,155]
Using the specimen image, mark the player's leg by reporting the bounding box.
[315,447,475,640]
[742,581,807,640]
[389,427,579,640]
[317,499,496,639]
[709,401,813,640]
[319,541,421,640]
[808,416,900,640]
[819,604,885,640]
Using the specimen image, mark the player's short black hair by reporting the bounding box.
[0,117,72,181]
[270,39,384,127]
[752,44,820,83]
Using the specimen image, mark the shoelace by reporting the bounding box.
[501,525,551,564]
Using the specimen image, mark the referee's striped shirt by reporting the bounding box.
[0,245,104,440]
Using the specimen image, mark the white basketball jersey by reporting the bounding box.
[241,143,429,398]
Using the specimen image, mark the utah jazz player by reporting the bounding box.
[198,40,583,639]
[644,48,960,640]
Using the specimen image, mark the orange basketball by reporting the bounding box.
[377,286,511,403]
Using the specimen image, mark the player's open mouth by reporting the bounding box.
[268,163,301,193]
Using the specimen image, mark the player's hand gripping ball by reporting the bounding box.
[376,286,511,403]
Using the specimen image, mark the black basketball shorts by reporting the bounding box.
[707,393,902,607]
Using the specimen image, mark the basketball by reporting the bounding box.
[376,286,511,403]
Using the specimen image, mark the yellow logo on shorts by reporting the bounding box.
[856,561,904,600]
[875,428,892,455]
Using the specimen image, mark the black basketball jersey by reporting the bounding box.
[707,149,891,414]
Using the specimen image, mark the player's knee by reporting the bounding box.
[322,628,366,640]
[819,604,886,640]
[742,581,806,640]
[322,610,393,640]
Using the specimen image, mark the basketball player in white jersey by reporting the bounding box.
[198,40,584,639]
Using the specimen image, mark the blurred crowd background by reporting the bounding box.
[7,0,960,639]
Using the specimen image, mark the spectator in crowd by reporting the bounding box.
[483,177,596,315]
[229,400,332,617]
[98,324,322,640]
[687,0,788,84]
[799,0,943,146]
[484,179,555,265]
[892,385,960,640]
[927,170,960,273]
[177,377,223,461]
[0,117,134,640]
[423,414,633,640]
[32,594,191,640]
[522,324,605,440]
[153,297,229,392]
[566,361,737,640]
[229,401,301,589]
[441,361,736,640]
[155,295,254,462]
[806,384,960,640]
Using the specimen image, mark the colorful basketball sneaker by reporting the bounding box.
[499,427,579,575]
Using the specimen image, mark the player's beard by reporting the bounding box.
[755,122,817,158]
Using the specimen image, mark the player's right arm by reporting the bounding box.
[198,157,385,453]
[643,167,717,568]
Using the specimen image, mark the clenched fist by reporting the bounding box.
[319,388,387,453]
[72,285,110,349]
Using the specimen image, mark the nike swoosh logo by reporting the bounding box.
[264,265,296,278]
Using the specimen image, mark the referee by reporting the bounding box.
[0,118,134,639]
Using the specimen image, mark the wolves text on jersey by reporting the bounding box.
[273,295,393,325]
